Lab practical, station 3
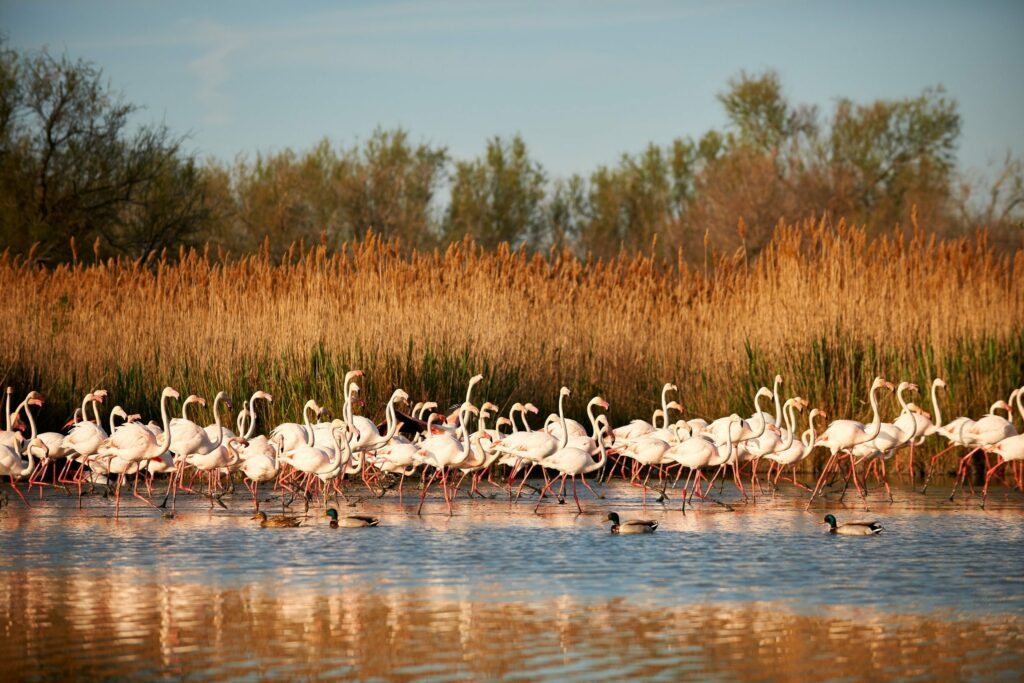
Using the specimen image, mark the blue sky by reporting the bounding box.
[4,0,1023,179]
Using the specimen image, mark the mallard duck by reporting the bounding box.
[325,508,379,528]
[252,511,302,528]
[823,514,882,536]
[607,511,658,534]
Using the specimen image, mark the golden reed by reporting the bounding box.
[1,213,1021,457]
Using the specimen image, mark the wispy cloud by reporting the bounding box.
[186,20,247,126]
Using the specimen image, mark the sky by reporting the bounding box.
[3,0,1023,180]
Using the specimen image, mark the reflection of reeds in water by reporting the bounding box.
[2,218,1022,456]
[2,569,1022,680]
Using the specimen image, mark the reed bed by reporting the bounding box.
[1,215,1022,459]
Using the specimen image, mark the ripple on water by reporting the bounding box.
[0,482,1023,680]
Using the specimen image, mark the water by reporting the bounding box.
[2,480,1023,681]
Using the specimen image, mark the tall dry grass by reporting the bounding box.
[1,214,1022,448]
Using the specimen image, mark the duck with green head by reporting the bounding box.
[252,511,302,528]
[823,514,882,536]
[326,508,379,528]
[607,511,658,534]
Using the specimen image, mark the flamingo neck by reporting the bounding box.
[155,392,173,458]
[209,395,225,450]
[861,383,883,443]
[779,401,796,451]
[585,426,607,474]
[303,402,317,446]
[931,381,944,430]
[660,385,671,428]
[772,378,783,426]
[557,392,568,449]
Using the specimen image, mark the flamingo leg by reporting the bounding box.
[8,476,30,506]
[921,443,959,493]
[981,459,1006,509]
[416,468,439,515]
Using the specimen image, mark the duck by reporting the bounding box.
[325,508,379,528]
[607,511,658,534]
[823,514,882,536]
[251,511,302,528]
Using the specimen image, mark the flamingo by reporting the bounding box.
[0,393,44,506]
[340,387,409,453]
[764,403,823,492]
[61,391,112,481]
[533,399,610,512]
[279,419,350,503]
[806,376,892,508]
[894,378,944,483]
[847,381,919,502]
[0,389,34,452]
[948,400,1018,501]
[241,436,283,510]
[492,386,570,499]
[982,432,1024,508]
[94,387,179,516]
[415,375,484,515]
[271,400,325,453]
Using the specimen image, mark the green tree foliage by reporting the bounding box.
[0,44,1019,263]
[0,44,210,260]
[209,129,448,255]
[444,135,546,248]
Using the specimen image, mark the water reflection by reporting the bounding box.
[2,482,1023,680]
[3,569,1022,681]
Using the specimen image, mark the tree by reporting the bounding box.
[0,45,210,260]
[718,70,818,154]
[828,87,960,225]
[333,128,448,247]
[444,135,546,248]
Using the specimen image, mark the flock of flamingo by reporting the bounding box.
[0,370,1022,517]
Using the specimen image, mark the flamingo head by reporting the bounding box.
[559,386,571,398]
[524,403,539,415]
[666,400,682,412]
[395,389,411,404]
[469,374,484,386]
[755,387,773,400]
[596,397,610,411]
[253,391,273,402]
[934,378,947,389]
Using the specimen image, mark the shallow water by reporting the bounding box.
[1,479,1023,681]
